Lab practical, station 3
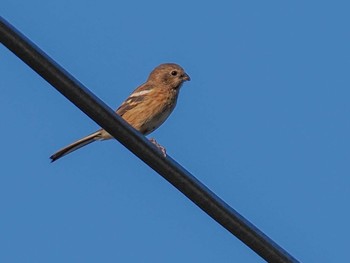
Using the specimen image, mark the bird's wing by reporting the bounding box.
[116,83,153,116]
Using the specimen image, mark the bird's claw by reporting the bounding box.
[149,138,167,157]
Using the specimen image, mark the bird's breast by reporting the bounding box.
[138,90,179,135]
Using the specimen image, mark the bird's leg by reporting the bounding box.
[149,138,167,157]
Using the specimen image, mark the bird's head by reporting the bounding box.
[148,63,190,89]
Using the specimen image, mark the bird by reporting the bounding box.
[50,63,190,162]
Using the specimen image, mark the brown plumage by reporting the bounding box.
[50,63,190,162]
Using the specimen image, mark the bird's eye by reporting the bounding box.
[171,70,178,76]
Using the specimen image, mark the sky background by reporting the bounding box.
[1,1,349,262]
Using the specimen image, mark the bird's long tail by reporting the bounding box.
[50,130,102,162]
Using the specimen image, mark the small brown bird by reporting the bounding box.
[50,63,190,162]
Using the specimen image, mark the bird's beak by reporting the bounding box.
[183,73,191,81]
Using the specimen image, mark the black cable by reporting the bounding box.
[0,17,299,263]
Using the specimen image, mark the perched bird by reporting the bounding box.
[50,63,190,162]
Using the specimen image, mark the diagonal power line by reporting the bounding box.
[0,17,299,263]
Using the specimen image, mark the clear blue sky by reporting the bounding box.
[1,1,349,262]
